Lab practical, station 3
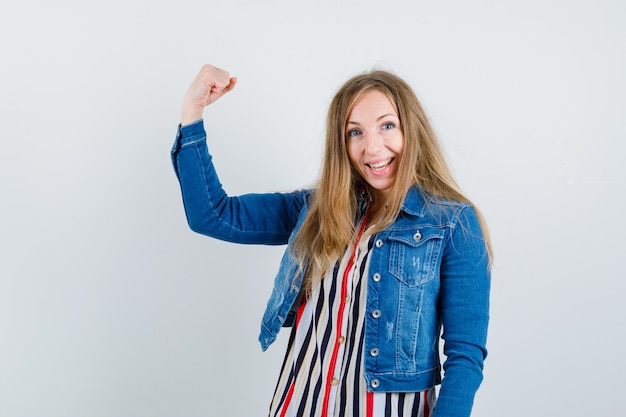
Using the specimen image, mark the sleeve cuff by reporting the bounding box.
[180,119,204,137]
[172,119,206,153]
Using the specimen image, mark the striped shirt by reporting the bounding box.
[269,219,436,417]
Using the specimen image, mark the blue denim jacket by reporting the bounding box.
[172,120,490,417]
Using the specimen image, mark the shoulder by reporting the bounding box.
[289,188,315,220]
[400,186,469,226]
[299,188,315,208]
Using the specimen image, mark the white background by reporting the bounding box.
[1,0,624,416]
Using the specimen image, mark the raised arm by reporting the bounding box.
[172,65,310,245]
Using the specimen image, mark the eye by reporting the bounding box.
[347,128,362,138]
[382,122,396,130]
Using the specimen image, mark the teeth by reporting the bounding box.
[368,159,392,169]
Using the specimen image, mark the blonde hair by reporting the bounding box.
[292,70,492,293]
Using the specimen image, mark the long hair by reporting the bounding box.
[291,69,493,293]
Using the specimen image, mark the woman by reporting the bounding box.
[171,64,492,417]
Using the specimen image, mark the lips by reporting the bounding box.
[366,158,394,171]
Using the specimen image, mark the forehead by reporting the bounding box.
[348,90,397,120]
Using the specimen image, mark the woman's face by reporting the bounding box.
[346,90,404,202]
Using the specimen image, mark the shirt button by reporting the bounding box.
[371,379,380,388]
[331,378,339,386]
[375,239,383,248]
[339,336,345,344]
[372,309,381,318]
[345,295,351,303]
[373,273,381,282]
[413,231,422,242]
[370,348,379,356]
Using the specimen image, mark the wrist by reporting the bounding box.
[181,104,204,126]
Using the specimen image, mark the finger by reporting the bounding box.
[209,76,237,100]
[222,77,238,94]
[206,65,231,87]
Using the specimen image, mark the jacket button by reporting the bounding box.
[372,309,381,318]
[413,231,422,242]
[371,379,380,388]
[370,348,379,356]
[375,239,383,248]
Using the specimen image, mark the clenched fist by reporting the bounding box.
[181,64,237,125]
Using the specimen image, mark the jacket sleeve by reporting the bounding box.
[170,120,309,245]
[434,205,491,417]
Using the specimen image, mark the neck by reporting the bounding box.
[367,199,387,226]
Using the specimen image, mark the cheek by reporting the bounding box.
[347,141,360,167]
[393,135,405,157]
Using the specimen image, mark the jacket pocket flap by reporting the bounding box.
[387,227,444,247]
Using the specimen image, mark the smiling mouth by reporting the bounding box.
[367,158,394,171]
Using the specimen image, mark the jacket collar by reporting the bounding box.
[400,186,428,217]
[357,185,429,218]
[358,185,446,218]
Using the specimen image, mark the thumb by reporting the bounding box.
[209,76,238,103]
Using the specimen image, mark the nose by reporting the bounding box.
[364,132,384,154]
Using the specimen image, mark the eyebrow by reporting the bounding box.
[346,114,398,126]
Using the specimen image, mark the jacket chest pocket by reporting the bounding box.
[388,227,445,287]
